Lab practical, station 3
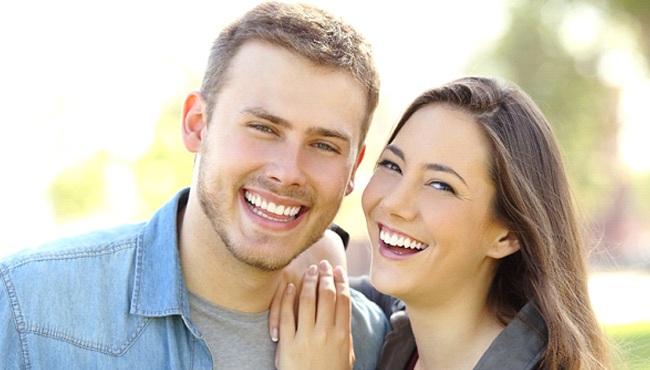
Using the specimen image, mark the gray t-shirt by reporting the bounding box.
[189,288,390,370]
[189,291,276,369]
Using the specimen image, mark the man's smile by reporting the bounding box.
[244,190,305,222]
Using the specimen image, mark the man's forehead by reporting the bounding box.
[217,40,367,143]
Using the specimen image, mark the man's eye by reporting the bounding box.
[377,159,401,174]
[313,142,340,154]
[249,123,275,134]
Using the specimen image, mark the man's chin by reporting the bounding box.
[229,248,298,272]
[227,228,325,272]
[241,257,293,272]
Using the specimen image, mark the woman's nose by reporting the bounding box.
[380,179,418,221]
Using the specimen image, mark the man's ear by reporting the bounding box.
[487,229,521,259]
[181,91,208,153]
[345,144,366,196]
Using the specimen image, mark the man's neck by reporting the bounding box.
[178,194,280,313]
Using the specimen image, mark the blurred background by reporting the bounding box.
[1,0,649,367]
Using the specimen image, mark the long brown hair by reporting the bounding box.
[389,77,611,369]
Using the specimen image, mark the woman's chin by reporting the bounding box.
[369,264,408,298]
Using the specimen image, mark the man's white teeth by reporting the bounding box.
[380,229,427,250]
[245,191,301,217]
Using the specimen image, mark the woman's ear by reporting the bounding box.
[487,229,521,259]
[181,91,208,153]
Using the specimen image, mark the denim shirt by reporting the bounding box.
[1,189,388,369]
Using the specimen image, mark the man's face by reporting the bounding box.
[195,41,367,271]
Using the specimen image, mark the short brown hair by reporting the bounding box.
[200,2,379,143]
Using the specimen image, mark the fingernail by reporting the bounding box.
[319,260,331,271]
[286,283,296,294]
[271,327,278,342]
[307,264,318,276]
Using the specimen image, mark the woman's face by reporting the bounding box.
[362,104,516,306]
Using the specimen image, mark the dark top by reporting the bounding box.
[350,276,548,370]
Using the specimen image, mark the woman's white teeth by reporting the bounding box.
[380,229,427,250]
[245,191,301,217]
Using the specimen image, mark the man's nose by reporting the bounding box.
[264,144,308,188]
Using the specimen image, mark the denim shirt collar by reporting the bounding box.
[130,188,192,320]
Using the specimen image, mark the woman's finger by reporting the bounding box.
[279,283,297,341]
[269,278,286,342]
[276,282,296,370]
[333,265,352,333]
[297,264,319,333]
[315,260,336,330]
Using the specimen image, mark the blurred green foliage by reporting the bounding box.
[611,0,650,58]
[607,321,650,369]
[47,151,110,221]
[132,99,194,220]
[47,90,194,223]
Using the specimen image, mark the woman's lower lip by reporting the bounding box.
[378,239,423,260]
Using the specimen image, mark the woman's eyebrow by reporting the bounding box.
[385,144,467,185]
[423,163,467,186]
[385,145,405,160]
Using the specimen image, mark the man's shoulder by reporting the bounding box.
[0,220,191,367]
[349,287,390,334]
[1,222,145,273]
[0,223,149,349]
[0,223,146,306]
[349,287,390,370]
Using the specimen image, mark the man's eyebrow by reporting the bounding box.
[385,144,467,185]
[307,127,352,144]
[242,107,352,144]
[242,107,291,127]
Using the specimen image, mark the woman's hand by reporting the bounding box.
[269,229,347,342]
[274,260,354,370]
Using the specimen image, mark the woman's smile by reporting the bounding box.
[377,224,429,258]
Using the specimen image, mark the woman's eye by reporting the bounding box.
[377,159,401,174]
[429,181,455,194]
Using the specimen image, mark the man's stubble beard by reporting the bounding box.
[196,161,335,272]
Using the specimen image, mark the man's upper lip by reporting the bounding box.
[243,188,307,207]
